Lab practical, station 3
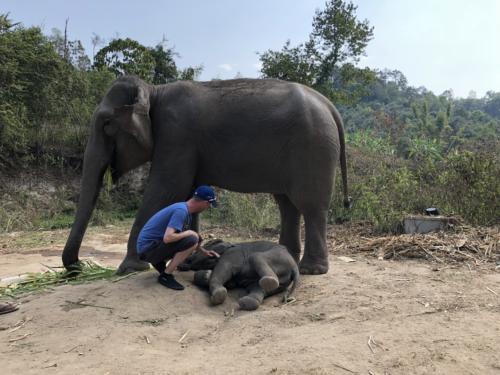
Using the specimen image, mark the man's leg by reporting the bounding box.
[158,235,199,290]
[165,245,197,274]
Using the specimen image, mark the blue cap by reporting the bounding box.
[193,185,217,207]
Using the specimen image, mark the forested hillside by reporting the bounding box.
[1,6,498,233]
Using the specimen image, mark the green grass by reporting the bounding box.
[0,260,119,299]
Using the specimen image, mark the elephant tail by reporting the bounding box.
[331,106,352,209]
[283,262,300,303]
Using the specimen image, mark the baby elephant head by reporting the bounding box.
[178,239,234,271]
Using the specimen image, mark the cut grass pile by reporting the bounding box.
[0,260,119,299]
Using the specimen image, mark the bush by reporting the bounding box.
[205,190,279,231]
[330,145,499,232]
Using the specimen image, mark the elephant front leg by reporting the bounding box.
[208,262,233,305]
[193,270,212,287]
[238,283,265,311]
[299,209,329,275]
[117,153,197,274]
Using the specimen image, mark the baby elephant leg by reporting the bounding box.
[238,283,265,311]
[249,254,279,293]
[208,262,232,305]
[193,270,212,287]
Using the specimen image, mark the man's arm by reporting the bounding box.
[163,227,199,244]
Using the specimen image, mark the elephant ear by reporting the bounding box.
[110,85,153,153]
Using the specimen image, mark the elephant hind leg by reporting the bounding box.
[273,194,301,262]
[239,283,265,311]
[298,208,329,275]
[249,253,279,293]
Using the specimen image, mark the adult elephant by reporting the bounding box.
[62,76,350,275]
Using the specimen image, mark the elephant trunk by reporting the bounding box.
[62,151,110,269]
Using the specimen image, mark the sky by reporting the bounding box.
[3,0,500,98]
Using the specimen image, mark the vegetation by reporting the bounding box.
[0,1,498,234]
[0,260,118,298]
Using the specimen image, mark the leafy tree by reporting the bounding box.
[49,28,90,70]
[93,38,202,84]
[310,0,373,86]
[149,43,178,84]
[259,0,375,104]
[93,38,156,81]
[260,40,316,86]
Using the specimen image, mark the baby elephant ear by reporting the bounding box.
[114,86,153,152]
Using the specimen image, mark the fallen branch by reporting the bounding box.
[331,362,358,373]
[65,300,113,310]
[486,287,498,296]
[9,332,32,342]
[112,272,139,283]
[367,336,375,354]
[64,344,82,353]
[8,316,32,333]
[178,330,190,343]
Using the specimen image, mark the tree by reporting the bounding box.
[49,28,90,70]
[93,38,156,81]
[93,38,202,84]
[259,0,375,104]
[310,0,373,86]
[259,40,316,85]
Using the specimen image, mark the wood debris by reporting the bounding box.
[332,224,499,265]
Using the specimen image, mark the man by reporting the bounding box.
[137,185,219,290]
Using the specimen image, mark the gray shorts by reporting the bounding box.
[139,235,199,265]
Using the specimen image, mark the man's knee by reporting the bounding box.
[180,235,198,251]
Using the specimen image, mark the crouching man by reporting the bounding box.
[136,186,219,290]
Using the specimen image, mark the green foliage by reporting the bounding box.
[347,130,395,155]
[94,38,156,81]
[93,38,202,84]
[436,151,500,225]
[0,260,117,298]
[149,43,178,84]
[0,15,203,168]
[259,0,375,104]
[205,191,279,230]
[259,40,316,85]
[330,145,499,232]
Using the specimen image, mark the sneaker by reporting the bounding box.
[158,273,184,290]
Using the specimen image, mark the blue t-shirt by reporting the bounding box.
[136,202,192,253]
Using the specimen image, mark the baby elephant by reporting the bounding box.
[179,239,299,310]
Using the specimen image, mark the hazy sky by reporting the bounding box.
[3,0,499,97]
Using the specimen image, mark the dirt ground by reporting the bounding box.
[0,222,499,375]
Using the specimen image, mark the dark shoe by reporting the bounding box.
[158,273,184,290]
[0,302,19,315]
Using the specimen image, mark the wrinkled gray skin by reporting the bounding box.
[62,76,350,275]
[179,239,299,311]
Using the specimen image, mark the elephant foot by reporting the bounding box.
[299,259,329,275]
[116,257,150,275]
[210,287,227,305]
[238,296,261,311]
[259,276,279,292]
[62,261,83,278]
[193,270,212,287]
